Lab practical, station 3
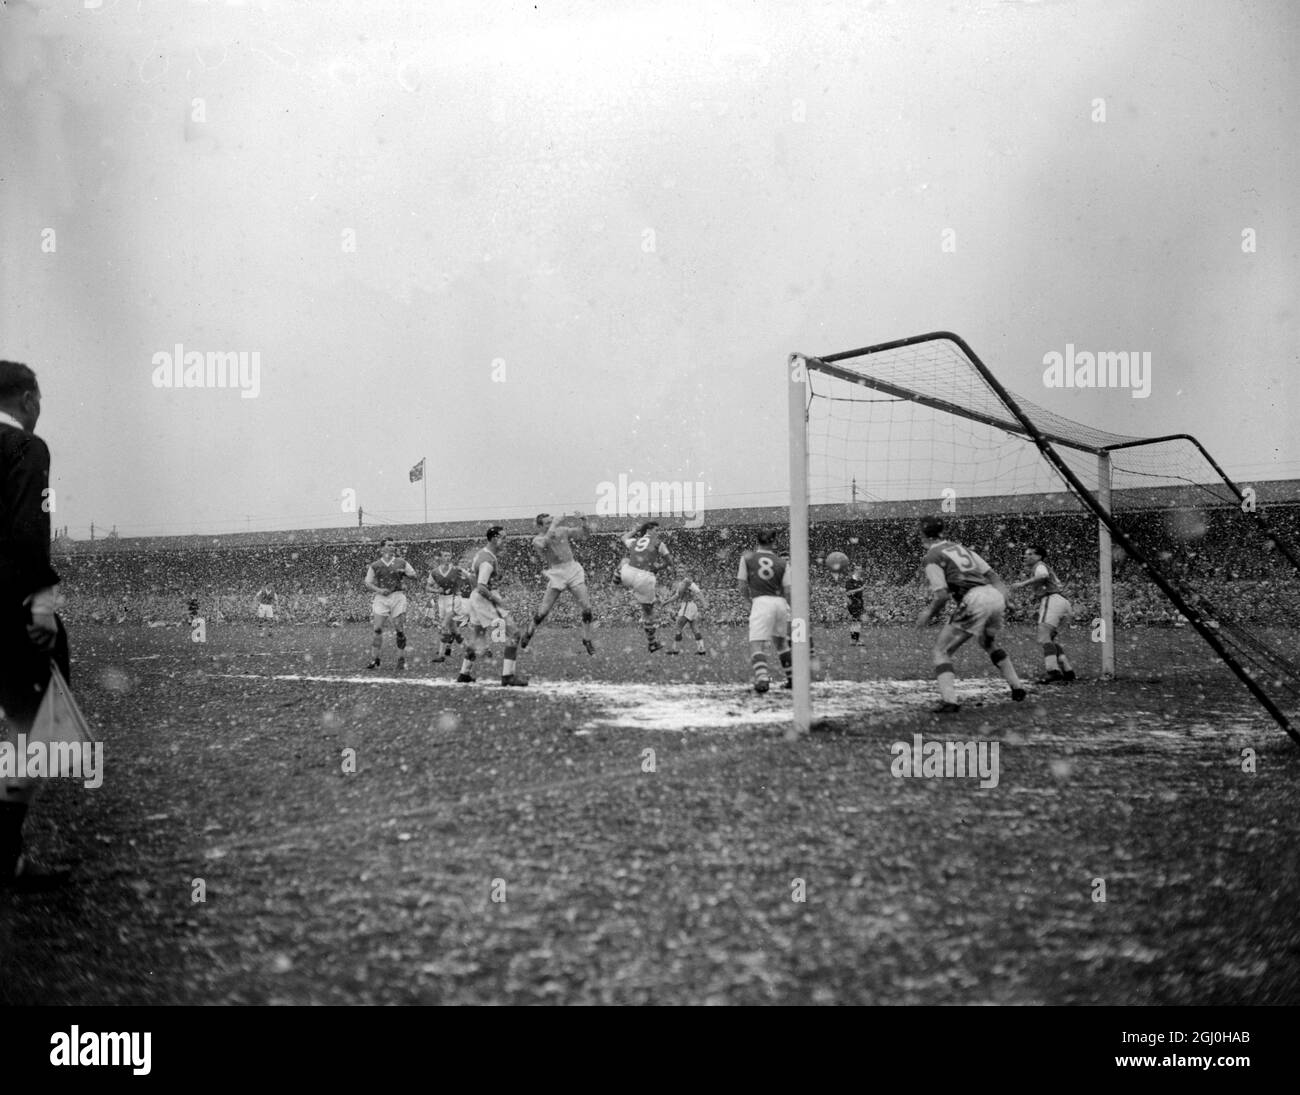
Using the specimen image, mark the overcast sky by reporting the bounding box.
[2,0,1296,537]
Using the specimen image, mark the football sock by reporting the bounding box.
[459,648,476,676]
[779,649,792,676]
[395,630,406,650]
[1042,642,1059,672]
[934,661,958,704]
[1056,645,1073,673]
[750,652,769,684]
[502,644,517,677]
[850,627,860,642]
[695,638,705,653]
[990,648,1023,689]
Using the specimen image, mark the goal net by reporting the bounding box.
[786,331,1300,743]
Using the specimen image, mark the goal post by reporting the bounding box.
[787,353,813,735]
[787,331,1300,744]
[1097,451,1115,678]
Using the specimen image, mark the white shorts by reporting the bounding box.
[467,590,506,630]
[748,595,791,642]
[256,604,275,620]
[544,560,587,592]
[371,591,409,619]
[1037,593,1072,630]
[949,584,1004,641]
[676,601,700,623]
[619,563,657,605]
[432,593,458,618]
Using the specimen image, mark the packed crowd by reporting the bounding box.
[51,507,1299,630]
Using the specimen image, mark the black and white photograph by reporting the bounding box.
[1,0,1296,1047]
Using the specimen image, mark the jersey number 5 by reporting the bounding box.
[943,545,976,572]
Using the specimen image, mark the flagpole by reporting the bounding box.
[422,456,427,527]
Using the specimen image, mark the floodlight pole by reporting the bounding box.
[1097,452,1116,677]
[787,354,813,735]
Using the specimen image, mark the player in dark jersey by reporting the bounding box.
[845,565,866,646]
[1012,544,1076,684]
[456,526,526,686]
[917,517,1026,713]
[617,521,673,652]
[426,549,467,662]
[254,585,276,635]
[364,538,417,670]
[736,528,792,693]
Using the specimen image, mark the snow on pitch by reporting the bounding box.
[216,673,1016,731]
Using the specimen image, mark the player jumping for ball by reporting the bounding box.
[456,526,527,686]
[518,512,596,656]
[1012,544,1076,684]
[737,529,792,693]
[916,517,1026,713]
[666,571,708,655]
[426,549,467,662]
[617,520,672,653]
[364,538,417,671]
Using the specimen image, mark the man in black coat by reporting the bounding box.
[0,360,72,890]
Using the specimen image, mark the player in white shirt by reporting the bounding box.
[665,572,708,656]
[518,512,597,656]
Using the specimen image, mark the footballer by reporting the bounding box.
[616,520,673,653]
[736,528,793,693]
[519,512,597,656]
[1012,544,1076,683]
[456,526,527,686]
[364,538,417,671]
[916,517,1026,713]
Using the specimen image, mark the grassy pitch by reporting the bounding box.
[3,620,1298,1005]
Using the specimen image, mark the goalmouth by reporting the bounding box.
[787,332,1300,744]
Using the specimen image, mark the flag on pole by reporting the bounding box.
[29,661,94,747]
[409,458,425,483]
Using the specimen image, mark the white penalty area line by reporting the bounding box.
[214,672,1022,731]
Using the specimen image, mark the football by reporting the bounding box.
[825,551,850,572]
